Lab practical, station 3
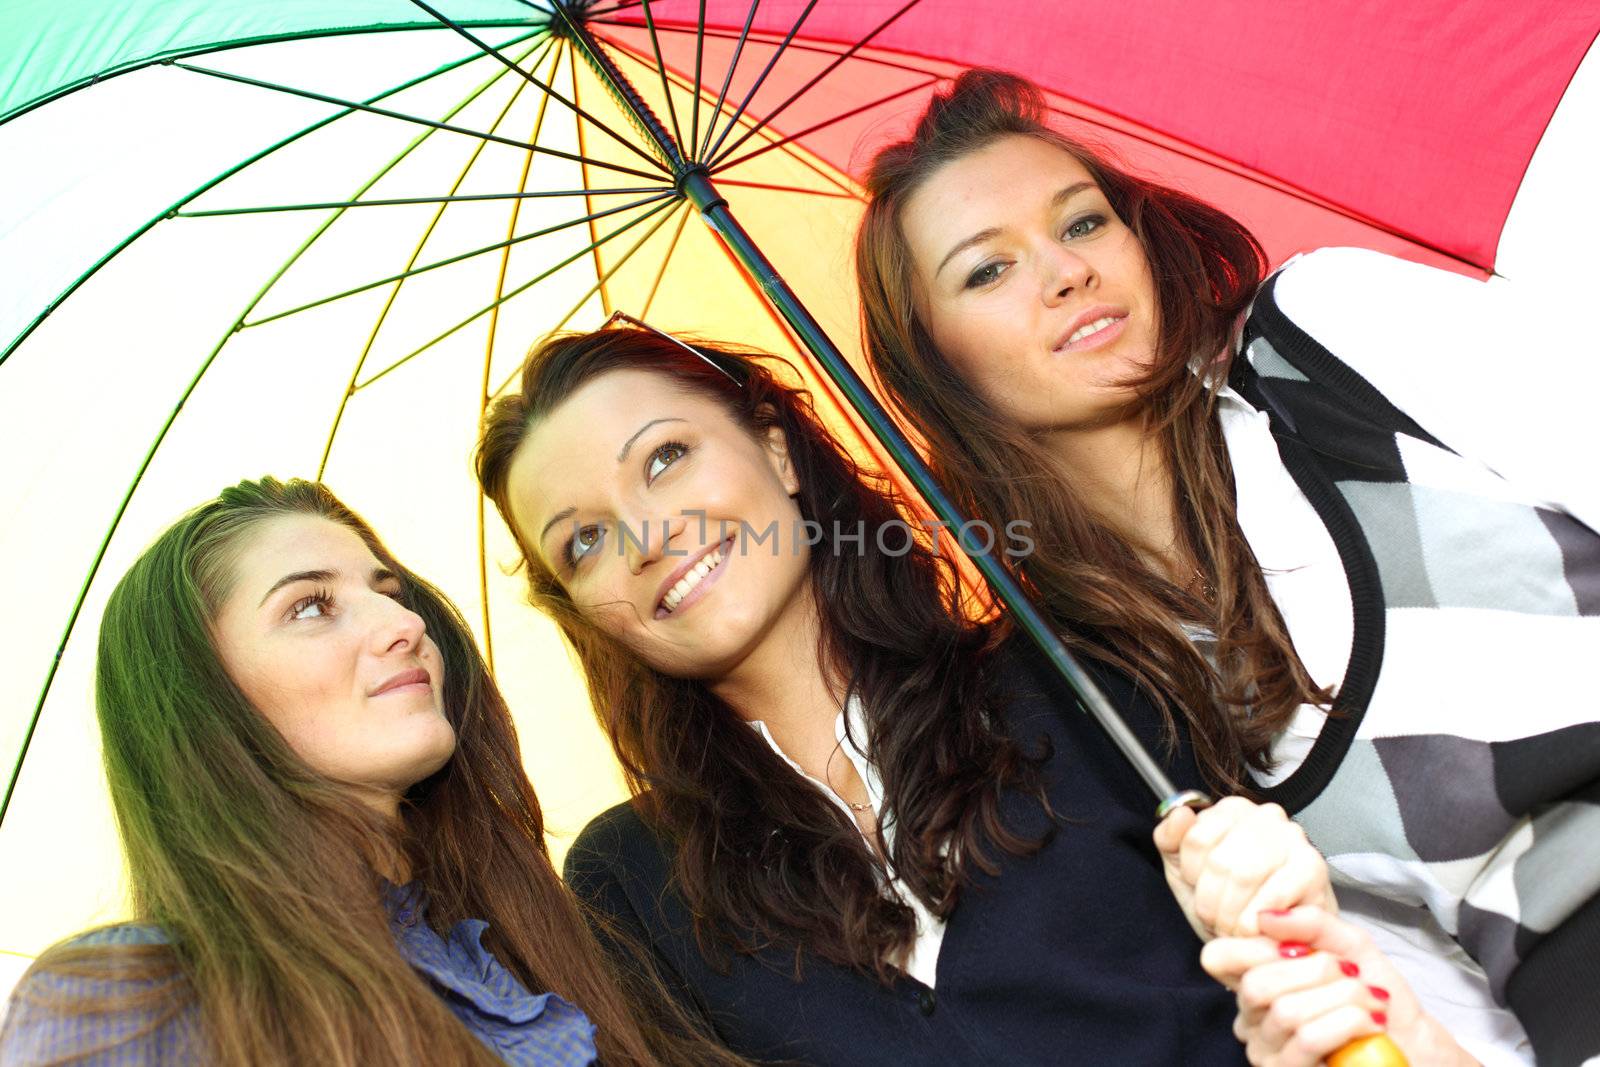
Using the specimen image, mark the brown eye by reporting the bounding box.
[290,591,332,620]
[646,441,688,483]
[566,524,605,568]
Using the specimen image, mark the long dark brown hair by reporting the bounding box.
[477,328,1047,981]
[856,69,1328,793]
[6,477,743,1067]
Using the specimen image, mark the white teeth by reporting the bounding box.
[1067,316,1120,345]
[660,544,725,613]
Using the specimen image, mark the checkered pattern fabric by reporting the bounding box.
[0,887,599,1065]
[1232,265,1600,1067]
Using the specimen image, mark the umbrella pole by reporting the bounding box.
[688,175,1206,820]
[554,6,1205,818]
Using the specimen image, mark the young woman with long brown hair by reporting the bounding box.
[473,322,1361,1066]
[855,69,1600,1067]
[0,477,745,1067]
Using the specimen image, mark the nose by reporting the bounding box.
[369,590,427,657]
[626,511,686,575]
[1040,244,1094,306]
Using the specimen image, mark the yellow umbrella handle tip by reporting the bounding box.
[1327,1034,1408,1067]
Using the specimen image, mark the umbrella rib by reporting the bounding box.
[487,199,684,398]
[638,201,694,320]
[173,61,664,182]
[601,20,1492,271]
[364,197,680,394]
[711,75,939,176]
[688,0,707,159]
[582,0,645,18]
[316,37,561,479]
[601,35,855,197]
[0,27,552,369]
[174,186,664,217]
[693,0,762,166]
[706,0,925,171]
[713,178,854,198]
[479,54,563,671]
[245,193,674,329]
[402,0,671,174]
[569,43,615,317]
[1,30,564,826]
[591,19,949,82]
[698,0,820,167]
[639,0,689,156]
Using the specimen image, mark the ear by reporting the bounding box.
[761,420,800,497]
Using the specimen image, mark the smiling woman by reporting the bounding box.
[856,69,1600,1067]
[0,477,746,1067]
[469,323,1370,1065]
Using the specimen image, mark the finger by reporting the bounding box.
[1256,978,1382,1051]
[1177,797,1255,885]
[1154,805,1197,857]
[1207,836,1281,939]
[1279,1004,1385,1067]
[1177,799,1260,883]
[1238,850,1331,937]
[1235,952,1351,1024]
[1201,935,1281,988]
[1257,907,1373,962]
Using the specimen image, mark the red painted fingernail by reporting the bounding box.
[1277,941,1312,958]
[1339,960,1360,977]
[1368,985,1391,1001]
[1371,1011,1388,1027]
[1262,908,1293,917]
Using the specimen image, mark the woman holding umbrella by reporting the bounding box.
[475,322,1375,1066]
[854,70,1599,1066]
[0,477,744,1067]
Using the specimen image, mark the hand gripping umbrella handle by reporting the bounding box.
[1329,1036,1408,1066]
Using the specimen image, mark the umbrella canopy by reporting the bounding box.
[3,0,1596,998]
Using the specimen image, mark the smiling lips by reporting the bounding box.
[369,667,430,698]
[1054,306,1128,353]
[656,537,733,618]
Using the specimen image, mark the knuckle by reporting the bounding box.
[1237,974,1271,1011]
[1265,1001,1299,1033]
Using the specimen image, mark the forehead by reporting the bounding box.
[231,514,379,592]
[901,135,1098,261]
[505,368,729,539]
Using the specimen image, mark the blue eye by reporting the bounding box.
[646,441,688,482]
[964,261,1009,289]
[1064,213,1105,240]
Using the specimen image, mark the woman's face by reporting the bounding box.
[212,514,455,812]
[901,134,1160,434]
[506,368,809,681]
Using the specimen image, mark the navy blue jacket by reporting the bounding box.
[564,642,1247,1065]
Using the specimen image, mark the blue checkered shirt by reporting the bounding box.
[0,884,598,1065]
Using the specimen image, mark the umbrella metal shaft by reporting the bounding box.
[556,5,1204,815]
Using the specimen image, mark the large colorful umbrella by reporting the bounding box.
[3,0,1596,1000]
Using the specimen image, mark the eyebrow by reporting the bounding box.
[539,507,576,550]
[257,566,398,607]
[616,416,686,463]
[934,181,1096,279]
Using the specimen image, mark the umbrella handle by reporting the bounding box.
[1329,1035,1408,1066]
[1154,793,1407,1067]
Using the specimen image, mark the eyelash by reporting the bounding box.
[963,213,1108,289]
[289,587,334,621]
[563,441,690,571]
[287,584,404,620]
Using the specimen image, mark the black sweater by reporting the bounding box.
[564,643,1247,1065]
